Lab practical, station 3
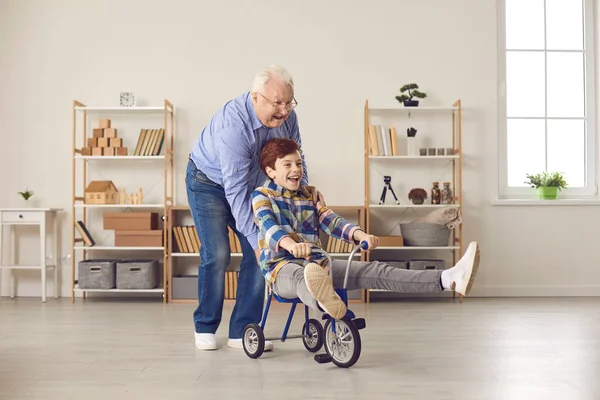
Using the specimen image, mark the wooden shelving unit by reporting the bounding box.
[70,100,175,303]
[363,99,463,302]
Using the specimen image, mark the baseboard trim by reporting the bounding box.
[367,285,600,299]
[468,286,600,297]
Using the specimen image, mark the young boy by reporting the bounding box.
[251,138,480,319]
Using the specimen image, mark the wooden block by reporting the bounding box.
[104,147,116,156]
[81,147,92,156]
[92,147,103,156]
[87,138,98,147]
[99,119,111,129]
[97,137,110,147]
[109,138,123,147]
[116,147,128,156]
[93,128,104,138]
[104,128,117,138]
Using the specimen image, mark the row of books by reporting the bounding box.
[75,221,96,246]
[133,128,165,156]
[172,225,200,253]
[224,271,239,300]
[325,236,357,253]
[368,125,398,156]
[172,226,243,253]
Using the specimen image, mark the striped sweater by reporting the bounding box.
[251,180,360,283]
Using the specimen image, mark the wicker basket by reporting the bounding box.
[399,223,451,246]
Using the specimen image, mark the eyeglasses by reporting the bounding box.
[258,93,298,110]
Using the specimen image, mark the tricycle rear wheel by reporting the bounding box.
[302,318,324,353]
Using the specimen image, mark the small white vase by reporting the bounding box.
[407,137,417,156]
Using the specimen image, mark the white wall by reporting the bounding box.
[0,0,599,298]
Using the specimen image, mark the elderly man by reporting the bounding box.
[186,65,323,351]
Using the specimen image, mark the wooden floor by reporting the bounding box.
[1,296,599,399]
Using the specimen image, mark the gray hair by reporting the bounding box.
[251,65,294,92]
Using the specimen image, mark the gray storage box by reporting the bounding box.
[78,259,117,289]
[378,260,408,269]
[400,223,451,246]
[408,259,445,270]
[172,275,198,299]
[116,259,159,289]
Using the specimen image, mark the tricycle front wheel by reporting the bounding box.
[323,318,361,368]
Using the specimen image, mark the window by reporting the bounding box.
[498,0,596,198]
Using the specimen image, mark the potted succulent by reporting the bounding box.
[408,188,428,205]
[18,188,35,207]
[524,171,567,199]
[395,83,427,107]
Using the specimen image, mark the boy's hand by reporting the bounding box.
[353,230,379,251]
[289,242,313,259]
[301,184,326,207]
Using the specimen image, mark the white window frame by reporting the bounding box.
[497,0,597,199]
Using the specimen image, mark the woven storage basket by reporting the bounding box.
[399,223,451,246]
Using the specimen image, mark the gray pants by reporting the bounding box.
[272,259,443,311]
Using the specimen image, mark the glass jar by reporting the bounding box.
[442,182,453,204]
[431,182,441,204]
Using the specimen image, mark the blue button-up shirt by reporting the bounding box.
[190,91,308,250]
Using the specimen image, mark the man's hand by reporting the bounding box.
[301,184,326,207]
[353,230,379,252]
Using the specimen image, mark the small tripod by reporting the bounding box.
[379,176,399,205]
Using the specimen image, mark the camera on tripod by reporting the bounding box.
[379,175,399,205]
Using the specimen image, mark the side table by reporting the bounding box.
[0,208,62,302]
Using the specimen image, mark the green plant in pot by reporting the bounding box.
[395,83,427,107]
[524,171,567,199]
[17,188,34,207]
[408,188,428,205]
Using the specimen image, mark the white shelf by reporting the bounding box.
[75,155,165,160]
[369,155,459,160]
[368,106,457,112]
[370,204,459,208]
[74,246,164,251]
[73,285,164,294]
[374,246,460,250]
[74,106,166,114]
[74,204,165,208]
[171,252,361,257]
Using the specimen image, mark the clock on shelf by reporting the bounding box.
[120,92,136,107]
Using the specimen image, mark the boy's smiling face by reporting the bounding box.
[265,150,303,191]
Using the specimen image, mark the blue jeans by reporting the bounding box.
[185,159,266,339]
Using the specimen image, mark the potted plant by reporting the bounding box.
[524,171,567,199]
[18,188,34,207]
[395,83,427,107]
[408,188,428,205]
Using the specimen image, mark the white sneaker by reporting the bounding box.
[195,332,218,350]
[441,241,481,296]
[227,338,274,351]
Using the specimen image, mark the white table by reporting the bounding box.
[0,208,62,302]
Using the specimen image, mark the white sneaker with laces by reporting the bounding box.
[195,332,218,350]
[441,241,481,296]
[227,338,274,351]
